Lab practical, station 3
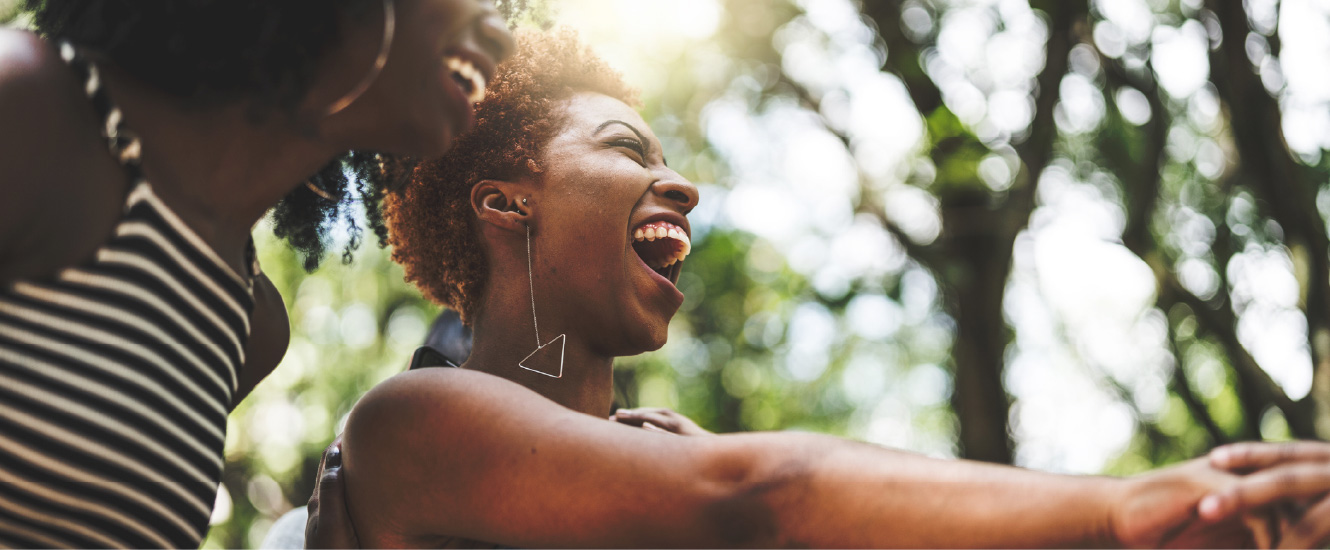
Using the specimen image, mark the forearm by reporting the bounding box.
[342,369,1130,548]
[706,432,1123,548]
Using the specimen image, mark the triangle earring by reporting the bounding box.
[519,223,566,378]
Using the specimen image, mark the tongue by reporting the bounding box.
[634,238,682,270]
[451,72,473,95]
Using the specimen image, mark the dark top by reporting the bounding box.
[0,42,258,548]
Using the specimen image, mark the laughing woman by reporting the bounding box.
[344,29,1330,548]
[0,1,511,547]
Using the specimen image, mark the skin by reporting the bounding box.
[1201,441,1330,548]
[612,407,714,436]
[335,92,1330,548]
[0,3,512,548]
[0,2,513,400]
[459,93,698,417]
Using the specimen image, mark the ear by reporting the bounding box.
[472,179,532,233]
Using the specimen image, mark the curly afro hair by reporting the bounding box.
[22,0,543,270]
[384,28,638,322]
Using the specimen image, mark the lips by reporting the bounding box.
[443,55,487,104]
[631,221,690,286]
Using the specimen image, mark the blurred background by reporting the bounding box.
[7,0,1330,546]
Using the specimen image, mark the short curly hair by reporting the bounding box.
[384,28,638,322]
[22,0,543,270]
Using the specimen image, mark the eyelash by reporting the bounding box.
[612,138,647,158]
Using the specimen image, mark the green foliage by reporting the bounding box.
[0,0,28,25]
[185,0,1330,543]
[204,226,439,548]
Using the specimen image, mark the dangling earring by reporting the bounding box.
[519,222,566,378]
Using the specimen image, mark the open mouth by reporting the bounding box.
[632,221,691,286]
[444,55,487,104]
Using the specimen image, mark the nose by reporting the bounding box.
[652,173,699,214]
[475,8,515,64]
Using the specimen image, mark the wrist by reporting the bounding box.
[1099,475,1135,548]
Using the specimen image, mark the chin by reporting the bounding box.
[384,117,455,158]
[625,321,670,354]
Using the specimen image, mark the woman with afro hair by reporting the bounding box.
[329,28,1330,549]
[0,0,513,547]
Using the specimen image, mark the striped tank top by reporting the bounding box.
[0,42,257,548]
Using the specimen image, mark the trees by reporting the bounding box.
[215,1,1330,542]
[636,0,1330,466]
[9,0,1328,545]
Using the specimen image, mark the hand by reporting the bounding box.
[610,407,713,436]
[1202,441,1330,548]
[1111,457,1274,549]
[305,438,360,549]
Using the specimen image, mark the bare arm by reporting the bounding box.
[341,368,1258,548]
[232,272,290,405]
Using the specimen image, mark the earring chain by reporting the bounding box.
[527,223,540,348]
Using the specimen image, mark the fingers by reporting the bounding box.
[306,440,340,516]
[1199,462,1330,523]
[1277,494,1330,549]
[1211,441,1330,473]
[305,440,360,549]
[610,413,678,435]
[612,408,681,432]
[641,422,677,435]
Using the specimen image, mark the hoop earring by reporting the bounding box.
[305,181,335,200]
[324,0,396,117]
[519,224,566,378]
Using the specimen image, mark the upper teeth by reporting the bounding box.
[445,56,487,104]
[633,222,692,268]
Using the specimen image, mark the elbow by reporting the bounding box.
[696,440,814,548]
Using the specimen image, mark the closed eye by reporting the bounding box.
[612,138,647,161]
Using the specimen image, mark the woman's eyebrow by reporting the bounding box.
[595,119,667,165]
[595,119,647,143]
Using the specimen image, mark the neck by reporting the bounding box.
[464,289,617,417]
[101,63,346,274]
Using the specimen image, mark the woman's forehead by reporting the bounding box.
[561,92,649,134]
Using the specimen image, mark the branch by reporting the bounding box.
[1098,54,1169,257]
[773,71,943,271]
[1166,316,1232,446]
[1205,0,1330,430]
[859,199,940,271]
[1159,274,1315,438]
[1008,0,1087,220]
[859,0,945,114]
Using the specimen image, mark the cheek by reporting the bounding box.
[550,198,630,276]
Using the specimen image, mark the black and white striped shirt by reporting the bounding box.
[0,42,256,549]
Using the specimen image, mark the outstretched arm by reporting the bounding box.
[341,368,1249,548]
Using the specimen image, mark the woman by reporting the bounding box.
[335,29,1330,548]
[0,1,512,547]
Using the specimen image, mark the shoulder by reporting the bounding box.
[0,29,96,246]
[339,368,568,541]
[347,368,568,434]
[233,273,290,405]
[0,28,77,127]
[0,28,56,76]
[339,368,751,547]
